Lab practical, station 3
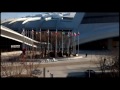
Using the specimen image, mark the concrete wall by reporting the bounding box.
[74,23,119,45]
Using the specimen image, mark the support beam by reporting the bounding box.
[108,39,113,50]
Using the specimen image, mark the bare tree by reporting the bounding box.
[96,49,119,77]
[1,52,42,77]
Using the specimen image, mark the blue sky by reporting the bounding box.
[1,12,43,21]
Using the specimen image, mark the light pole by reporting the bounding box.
[55,29,57,57]
[32,29,34,59]
[22,28,25,51]
[22,28,25,62]
[67,30,70,56]
[40,17,52,57]
[73,32,77,54]
[55,18,63,57]
[39,28,41,55]
[62,30,64,56]
[77,32,80,54]
[39,20,45,57]
[39,21,44,57]
[47,29,50,56]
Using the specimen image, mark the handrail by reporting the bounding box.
[1,25,39,43]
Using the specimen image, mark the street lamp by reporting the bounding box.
[40,17,52,57]
[55,17,63,57]
[21,16,52,53]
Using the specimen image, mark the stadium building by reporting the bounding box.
[1,12,119,53]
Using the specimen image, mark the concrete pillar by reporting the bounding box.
[108,39,113,50]
[43,67,46,78]
[116,41,119,49]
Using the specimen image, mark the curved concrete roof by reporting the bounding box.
[1,12,119,45]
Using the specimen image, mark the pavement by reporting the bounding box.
[1,50,116,77]
[1,55,100,77]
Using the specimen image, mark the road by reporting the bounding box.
[2,50,115,77]
[1,55,100,77]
